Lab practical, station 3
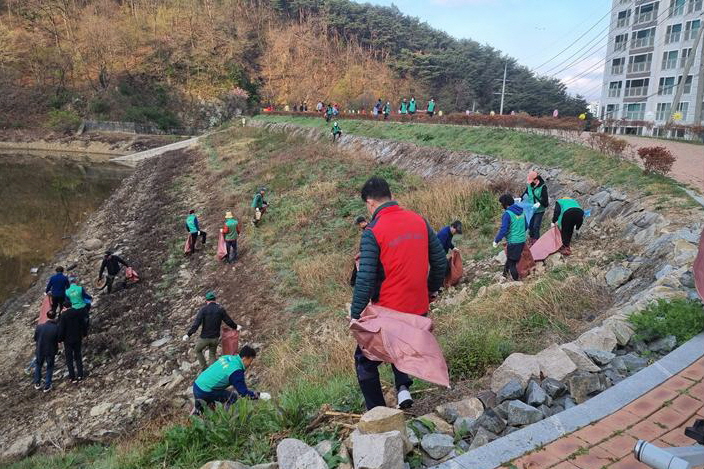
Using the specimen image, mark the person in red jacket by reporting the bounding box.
[350,177,447,410]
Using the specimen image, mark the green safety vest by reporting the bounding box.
[383,104,390,114]
[409,100,416,112]
[251,193,263,209]
[332,125,341,134]
[195,355,245,392]
[427,101,436,112]
[186,214,198,233]
[65,284,86,309]
[400,102,408,114]
[526,184,546,213]
[507,210,527,244]
[224,219,239,241]
[556,198,582,229]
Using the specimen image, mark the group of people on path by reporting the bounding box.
[32,251,131,392]
[493,170,585,280]
[372,97,436,119]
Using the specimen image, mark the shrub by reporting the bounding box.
[47,109,81,133]
[89,98,110,115]
[637,146,676,176]
[587,133,628,157]
[629,299,704,345]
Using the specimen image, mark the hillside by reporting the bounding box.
[0,1,585,131]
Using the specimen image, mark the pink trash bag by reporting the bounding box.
[694,228,704,300]
[221,326,240,355]
[38,296,51,325]
[530,226,563,262]
[125,267,140,283]
[184,234,193,255]
[350,304,450,388]
[216,231,227,261]
[444,249,463,288]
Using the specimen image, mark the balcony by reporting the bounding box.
[628,61,652,73]
[665,31,681,43]
[625,111,646,120]
[624,86,648,97]
[632,36,655,48]
[662,58,678,69]
[611,65,625,74]
[635,10,655,23]
[608,89,622,98]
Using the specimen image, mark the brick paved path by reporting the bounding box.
[505,357,704,469]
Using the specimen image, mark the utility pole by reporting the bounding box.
[693,15,704,130]
[494,63,511,115]
[669,14,704,124]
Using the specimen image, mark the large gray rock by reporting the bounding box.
[358,407,405,435]
[573,327,617,352]
[606,266,633,288]
[535,344,577,381]
[496,379,524,404]
[492,400,512,420]
[314,441,334,457]
[476,408,507,435]
[420,433,455,460]
[648,335,677,353]
[619,353,649,372]
[589,191,611,208]
[602,318,635,346]
[490,353,540,393]
[468,428,498,450]
[251,464,278,469]
[277,439,325,469]
[435,398,484,424]
[525,380,549,407]
[561,342,601,372]
[84,238,103,250]
[554,396,577,410]
[633,211,660,229]
[506,401,543,426]
[584,349,615,366]
[2,435,36,460]
[655,265,674,280]
[200,462,249,469]
[453,417,476,437]
[352,431,404,469]
[567,373,607,403]
[540,378,567,399]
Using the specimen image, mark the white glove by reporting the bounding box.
[550,223,555,227]
[492,242,498,248]
[533,202,540,209]
[182,334,189,342]
[259,392,272,401]
[236,324,242,331]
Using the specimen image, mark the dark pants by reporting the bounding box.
[193,382,237,412]
[50,295,65,314]
[34,353,55,388]
[504,242,525,281]
[560,209,584,247]
[529,211,545,240]
[355,346,413,410]
[427,111,434,117]
[332,131,342,142]
[226,240,238,263]
[189,231,207,251]
[64,341,84,380]
[384,113,389,120]
[106,274,116,293]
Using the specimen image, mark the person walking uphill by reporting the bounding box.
[350,176,447,410]
[58,301,89,384]
[552,198,584,256]
[99,250,129,293]
[251,188,268,226]
[185,210,207,254]
[223,211,240,263]
[33,311,59,392]
[522,171,549,244]
[183,291,240,371]
[45,266,70,314]
[332,121,342,142]
[493,194,526,281]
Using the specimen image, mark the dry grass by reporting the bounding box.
[292,252,350,305]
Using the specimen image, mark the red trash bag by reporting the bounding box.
[694,228,704,300]
[184,234,193,255]
[530,226,563,262]
[38,296,51,325]
[444,249,463,288]
[125,267,140,283]
[517,244,536,279]
[221,326,240,356]
[216,231,227,261]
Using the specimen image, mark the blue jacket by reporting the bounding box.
[437,226,454,253]
[494,204,525,243]
[46,273,70,297]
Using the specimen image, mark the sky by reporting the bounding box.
[361,0,612,102]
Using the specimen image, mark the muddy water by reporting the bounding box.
[0,152,130,305]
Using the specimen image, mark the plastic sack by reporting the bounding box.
[184,234,193,255]
[694,228,704,300]
[38,296,51,325]
[221,326,240,356]
[125,267,139,283]
[530,226,563,261]
[444,249,463,288]
[517,196,535,229]
[517,244,536,279]
[216,231,227,261]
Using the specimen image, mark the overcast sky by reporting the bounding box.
[362,0,612,102]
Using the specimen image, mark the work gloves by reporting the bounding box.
[492,241,498,248]
[236,324,242,331]
[550,223,555,228]
[533,202,540,209]
[182,334,189,342]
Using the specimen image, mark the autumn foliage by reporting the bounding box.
[637,146,676,176]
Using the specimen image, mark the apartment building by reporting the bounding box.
[600,0,704,137]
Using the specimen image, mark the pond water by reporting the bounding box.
[0,152,131,305]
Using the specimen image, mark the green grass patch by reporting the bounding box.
[629,298,704,345]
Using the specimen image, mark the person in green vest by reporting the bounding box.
[223,211,240,263]
[251,188,268,226]
[191,345,261,414]
[492,194,526,281]
[521,170,549,244]
[551,198,584,256]
[427,98,436,117]
[185,210,207,253]
[399,98,408,115]
[325,104,333,123]
[332,121,342,142]
[408,97,417,115]
[65,277,92,331]
[383,101,391,120]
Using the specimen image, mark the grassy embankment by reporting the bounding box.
[3,127,639,469]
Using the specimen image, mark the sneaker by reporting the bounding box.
[43,385,52,393]
[71,379,78,384]
[33,383,41,390]
[397,385,413,410]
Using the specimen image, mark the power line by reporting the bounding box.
[542,23,611,76]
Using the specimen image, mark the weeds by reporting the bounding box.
[629,299,704,345]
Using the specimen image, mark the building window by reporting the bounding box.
[614,33,629,51]
[656,103,672,120]
[625,78,649,97]
[680,48,692,67]
[662,50,679,69]
[632,28,656,48]
[676,75,693,93]
[635,2,658,23]
[624,103,645,120]
[628,53,652,73]
[684,20,701,40]
[666,24,682,43]
[669,0,686,16]
[611,57,625,74]
[617,9,631,27]
[605,104,620,119]
[676,102,689,119]
[609,81,623,97]
[687,0,703,13]
[658,76,676,94]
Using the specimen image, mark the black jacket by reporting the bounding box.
[187,302,237,339]
[521,176,549,210]
[99,255,128,277]
[58,307,89,344]
[34,320,59,357]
